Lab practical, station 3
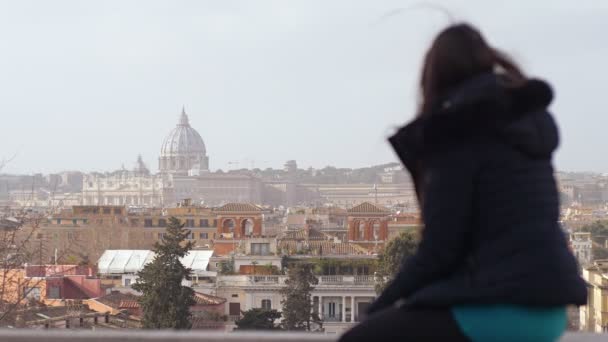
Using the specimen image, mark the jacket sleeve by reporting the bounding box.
[368,146,477,314]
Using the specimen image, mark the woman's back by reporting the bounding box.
[384,73,586,308]
[341,23,586,342]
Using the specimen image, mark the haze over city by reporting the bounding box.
[0,0,606,174]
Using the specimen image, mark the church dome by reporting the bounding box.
[161,108,206,157]
[159,108,209,174]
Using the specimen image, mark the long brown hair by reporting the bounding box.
[419,23,526,115]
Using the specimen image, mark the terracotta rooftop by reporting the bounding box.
[95,292,140,310]
[118,300,139,309]
[348,202,389,214]
[193,292,226,306]
[0,306,98,327]
[215,203,261,212]
[281,228,327,241]
[278,240,366,255]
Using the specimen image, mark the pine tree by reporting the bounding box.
[132,217,196,329]
[280,263,321,331]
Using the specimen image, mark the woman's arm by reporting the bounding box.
[368,146,478,314]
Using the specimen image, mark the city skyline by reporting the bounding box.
[1,1,607,174]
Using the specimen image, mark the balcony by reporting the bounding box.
[318,275,374,285]
[218,275,375,287]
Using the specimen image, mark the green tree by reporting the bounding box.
[218,256,235,275]
[132,217,195,329]
[235,308,282,330]
[593,246,608,260]
[375,231,419,294]
[280,263,321,331]
[580,221,608,240]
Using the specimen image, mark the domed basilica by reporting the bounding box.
[159,107,209,174]
[82,107,262,207]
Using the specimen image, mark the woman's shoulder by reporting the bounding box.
[389,76,558,167]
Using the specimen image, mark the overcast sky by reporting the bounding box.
[0,0,606,174]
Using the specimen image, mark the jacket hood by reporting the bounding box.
[389,73,558,168]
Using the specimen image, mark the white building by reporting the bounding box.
[212,274,376,334]
[82,156,166,207]
[570,232,593,266]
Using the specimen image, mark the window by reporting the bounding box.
[124,278,131,286]
[199,232,208,239]
[327,266,337,275]
[199,219,209,227]
[56,219,61,224]
[23,287,41,300]
[328,302,337,317]
[36,233,43,239]
[229,302,241,316]
[144,219,153,227]
[158,232,165,239]
[261,299,271,310]
[212,219,217,227]
[185,219,195,227]
[251,243,270,256]
[47,286,60,299]
[114,208,122,215]
[158,219,166,227]
[372,221,380,240]
[187,232,194,240]
[231,294,238,298]
[357,266,369,275]
[103,208,111,214]
[357,221,365,240]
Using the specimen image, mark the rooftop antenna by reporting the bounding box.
[373,184,378,204]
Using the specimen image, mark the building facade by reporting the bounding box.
[81,156,165,207]
[570,232,593,267]
[580,260,608,332]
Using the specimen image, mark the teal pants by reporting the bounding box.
[452,305,567,342]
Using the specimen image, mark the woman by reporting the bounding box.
[340,23,587,341]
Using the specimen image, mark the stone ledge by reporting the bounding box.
[0,330,604,341]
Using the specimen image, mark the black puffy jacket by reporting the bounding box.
[368,73,587,314]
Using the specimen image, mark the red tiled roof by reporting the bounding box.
[348,202,389,214]
[119,300,140,309]
[95,292,140,310]
[193,292,226,306]
[215,203,261,212]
